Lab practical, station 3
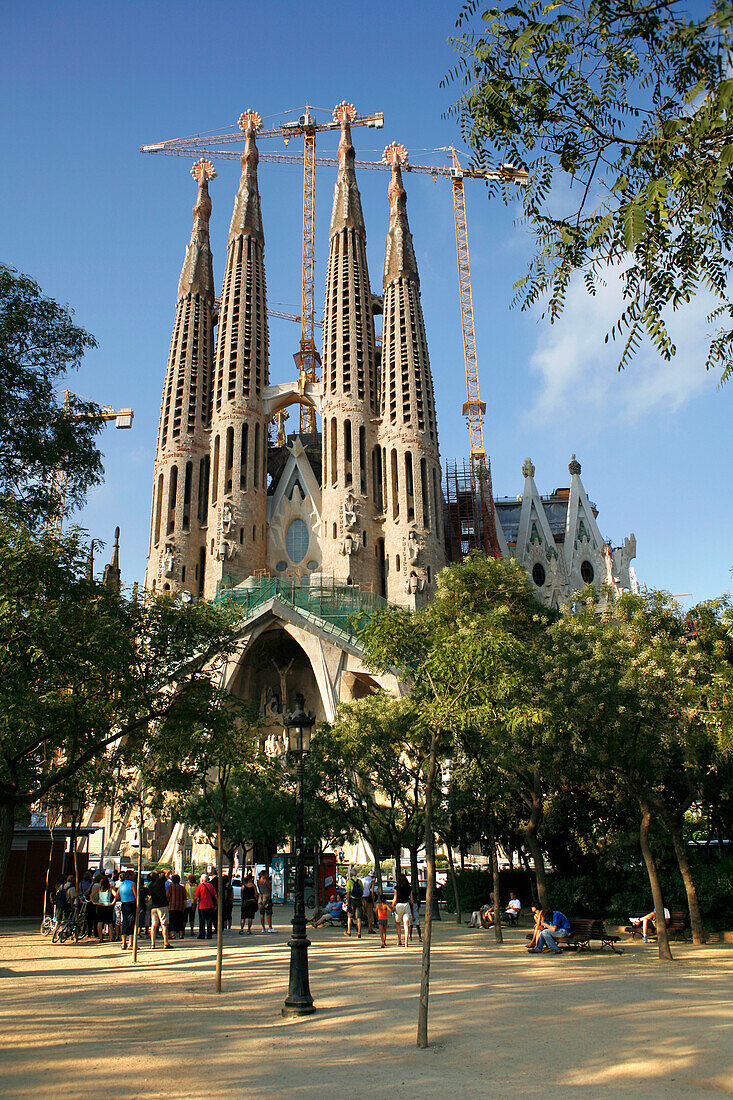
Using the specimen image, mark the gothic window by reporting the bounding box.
[240,423,248,490]
[154,473,164,546]
[211,435,220,505]
[182,461,193,531]
[532,562,546,587]
[197,455,210,523]
[253,423,260,492]
[225,427,234,494]
[421,458,430,529]
[344,419,353,486]
[391,449,400,519]
[167,465,178,534]
[359,426,367,495]
[580,560,595,584]
[286,519,309,564]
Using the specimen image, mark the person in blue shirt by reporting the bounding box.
[117,872,137,951]
[529,908,571,954]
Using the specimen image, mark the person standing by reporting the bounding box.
[96,876,114,943]
[166,874,187,940]
[195,874,217,940]
[118,871,137,950]
[239,873,257,935]
[147,871,172,949]
[361,869,376,934]
[391,873,413,948]
[375,893,390,948]
[184,874,198,937]
[257,869,275,934]
[344,867,363,939]
[222,876,234,931]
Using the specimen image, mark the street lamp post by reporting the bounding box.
[282,692,316,1017]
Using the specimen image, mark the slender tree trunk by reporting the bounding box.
[417,726,440,1050]
[459,844,465,873]
[42,812,58,927]
[132,794,144,964]
[638,802,673,961]
[410,841,420,900]
[669,819,705,945]
[70,810,79,888]
[489,819,503,943]
[215,819,224,993]
[523,777,549,909]
[394,843,402,878]
[447,843,461,924]
[519,847,538,905]
[369,834,383,896]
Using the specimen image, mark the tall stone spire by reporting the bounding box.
[379,144,444,607]
[320,103,381,592]
[204,110,269,597]
[145,159,217,598]
[103,526,121,594]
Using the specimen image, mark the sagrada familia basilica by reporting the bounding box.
[129,106,638,863]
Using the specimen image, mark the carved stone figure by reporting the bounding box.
[340,533,359,556]
[163,544,175,577]
[406,569,425,595]
[406,528,420,565]
[342,491,358,530]
[221,502,234,535]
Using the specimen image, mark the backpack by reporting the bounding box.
[350,877,363,900]
[54,886,68,910]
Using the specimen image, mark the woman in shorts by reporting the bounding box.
[391,873,414,948]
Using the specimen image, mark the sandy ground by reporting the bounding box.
[1,910,732,1099]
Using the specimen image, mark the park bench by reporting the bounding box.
[527,917,623,954]
[624,910,688,942]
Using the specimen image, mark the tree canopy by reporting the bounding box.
[0,265,104,527]
[447,0,733,379]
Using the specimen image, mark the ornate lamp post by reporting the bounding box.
[282,692,316,1017]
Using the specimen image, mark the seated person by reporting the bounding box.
[629,906,670,942]
[529,908,571,954]
[526,904,544,949]
[310,898,346,927]
[504,892,522,923]
[467,892,495,927]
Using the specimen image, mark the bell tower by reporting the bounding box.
[378,143,444,607]
[319,102,382,592]
[145,159,217,597]
[204,110,270,597]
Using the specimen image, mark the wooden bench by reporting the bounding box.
[624,910,688,942]
[559,918,624,955]
[527,917,624,954]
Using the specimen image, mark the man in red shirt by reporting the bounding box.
[194,874,217,940]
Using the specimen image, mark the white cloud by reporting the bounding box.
[525,268,718,424]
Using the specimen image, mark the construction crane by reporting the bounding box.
[144,103,384,433]
[48,391,134,533]
[142,126,527,548]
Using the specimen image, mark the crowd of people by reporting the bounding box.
[50,868,245,948]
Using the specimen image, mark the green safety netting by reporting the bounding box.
[213,575,391,644]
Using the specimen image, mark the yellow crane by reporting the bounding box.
[141,123,527,501]
[48,391,134,533]
[144,104,384,433]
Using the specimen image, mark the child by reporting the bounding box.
[409,898,422,942]
[375,892,390,948]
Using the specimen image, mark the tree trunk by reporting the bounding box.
[215,819,224,993]
[489,819,503,944]
[447,843,461,924]
[638,802,673,961]
[523,778,549,909]
[459,844,465,873]
[669,819,705,945]
[132,795,144,964]
[42,813,57,927]
[394,844,402,879]
[417,726,440,1050]
[410,842,420,900]
[519,846,538,905]
[370,834,383,897]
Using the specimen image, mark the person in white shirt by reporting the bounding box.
[504,893,522,923]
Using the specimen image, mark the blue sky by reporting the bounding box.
[3,1,731,606]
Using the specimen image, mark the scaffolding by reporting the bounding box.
[213,574,391,644]
[443,458,501,562]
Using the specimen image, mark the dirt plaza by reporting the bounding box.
[1,911,731,1099]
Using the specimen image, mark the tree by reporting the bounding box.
[180,758,293,879]
[0,509,243,899]
[447,0,733,379]
[0,265,104,528]
[545,589,721,956]
[311,696,426,890]
[161,688,261,993]
[360,553,546,1048]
